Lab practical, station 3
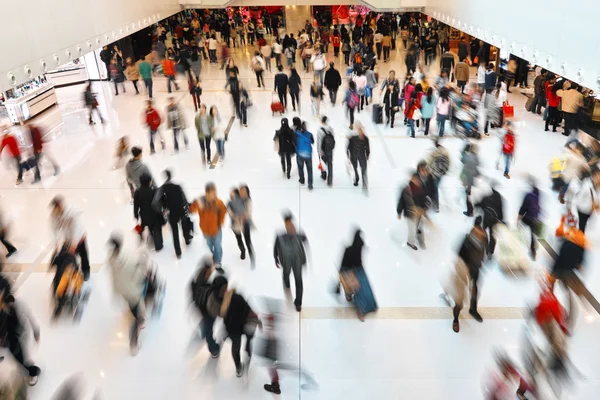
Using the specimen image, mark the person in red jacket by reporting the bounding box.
[28,123,60,182]
[0,129,24,185]
[144,100,164,154]
[162,56,179,93]
[501,124,516,179]
[545,78,560,132]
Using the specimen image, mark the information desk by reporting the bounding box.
[4,85,58,124]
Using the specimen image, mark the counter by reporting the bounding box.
[45,65,88,87]
[4,85,58,124]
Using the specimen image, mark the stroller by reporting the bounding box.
[50,247,89,321]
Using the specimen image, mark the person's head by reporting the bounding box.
[163,169,172,182]
[212,276,228,300]
[280,117,289,130]
[205,182,217,201]
[199,103,207,115]
[487,62,494,70]
[228,59,235,68]
[292,117,302,130]
[140,174,152,188]
[356,122,365,137]
[229,187,240,200]
[50,195,65,217]
[126,57,133,65]
[210,105,218,117]
[254,50,260,56]
[417,160,428,177]
[168,96,175,106]
[290,68,299,78]
[388,70,396,80]
[301,121,308,132]
[440,70,447,78]
[131,146,143,159]
[277,64,283,72]
[146,99,153,110]
[329,62,335,69]
[283,212,296,234]
[415,83,423,93]
[102,45,108,51]
[349,80,356,91]
[111,58,117,65]
[239,184,250,199]
[426,87,433,101]
[321,115,328,125]
[409,76,415,85]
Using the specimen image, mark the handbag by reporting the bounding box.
[412,108,422,120]
[193,86,203,95]
[503,101,514,118]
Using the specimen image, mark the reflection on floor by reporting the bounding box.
[0,39,599,399]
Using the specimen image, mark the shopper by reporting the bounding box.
[436,87,451,136]
[26,122,60,181]
[251,51,266,88]
[0,288,41,385]
[455,58,469,94]
[343,81,359,129]
[518,183,541,259]
[420,87,435,136]
[474,182,504,260]
[194,103,213,165]
[144,99,164,154]
[428,139,450,212]
[261,41,272,72]
[274,213,309,312]
[501,126,516,179]
[294,118,315,190]
[529,71,547,115]
[0,206,17,258]
[273,65,289,110]
[99,45,113,80]
[208,35,218,63]
[189,260,220,358]
[557,82,584,138]
[347,123,370,191]
[477,62,486,92]
[50,196,91,281]
[166,97,189,152]
[317,116,335,186]
[83,83,105,125]
[288,68,302,112]
[162,56,180,93]
[484,63,497,94]
[0,130,23,186]
[382,82,400,128]
[209,106,225,164]
[189,76,202,112]
[566,169,600,233]
[352,68,368,111]
[311,48,326,85]
[545,77,560,132]
[153,170,193,259]
[382,33,391,62]
[461,143,480,217]
[309,76,324,117]
[272,38,283,67]
[227,186,255,267]
[274,118,296,179]
[107,233,147,355]
[109,59,126,95]
[191,182,227,272]
[124,57,140,95]
[126,147,153,199]
[324,62,342,106]
[134,174,163,251]
[404,92,419,138]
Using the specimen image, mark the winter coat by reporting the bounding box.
[153,181,188,220]
[274,127,296,154]
[475,189,504,226]
[460,151,479,188]
[324,68,342,90]
[126,159,153,189]
[134,186,162,226]
[295,130,314,158]
[108,251,147,305]
[455,62,469,82]
[519,188,540,220]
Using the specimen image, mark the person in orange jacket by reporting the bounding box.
[162,56,180,93]
[0,128,24,185]
[191,182,227,273]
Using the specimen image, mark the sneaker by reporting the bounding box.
[264,383,281,394]
[240,250,246,260]
[236,364,244,377]
[28,375,39,386]
[298,178,305,185]
[210,347,220,359]
[6,250,17,259]
[469,309,483,322]
[308,185,313,191]
[295,303,302,312]
[406,242,418,251]
[15,179,23,186]
[504,173,511,179]
[452,320,460,333]
[215,264,225,274]
[353,181,359,187]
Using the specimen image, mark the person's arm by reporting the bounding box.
[133,190,140,220]
[365,137,370,159]
[16,301,40,342]
[218,200,227,227]
[273,236,280,267]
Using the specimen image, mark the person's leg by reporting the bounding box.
[9,338,40,378]
[152,223,163,251]
[465,186,473,216]
[285,152,292,177]
[292,263,303,308]
[326,157,333,186]
[32,152,41,182]
[132,80,139,94]
[578,211,590,233]
[359,157,368,189]
[360,95,365,111]
[259,71,265,87]
[172,128,179,152]
[230,334,243,371]
[487,221,497,255]
[407,216,417,246]
[279,154,286,174]
[149,129,156,153]
[212,230,223,264]
[129,302,141,350]
[349,107,355,126]
[468,267,480,313]
[0,231,17,255]
[243,222,254,262]
[504,153,511,176]
[76,239,91,279]
[169,218,182,256]
[351,157,359,185]
[255,71,261,87]
[297,156,305,184]
[306,155,313,188]
[424,118,431,136]
[205,136,212,161]
[408,119,415,137]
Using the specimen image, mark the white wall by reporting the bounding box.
[425,0,600,90]
[0,0,180,93]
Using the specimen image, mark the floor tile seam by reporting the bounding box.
[300,306,527,320]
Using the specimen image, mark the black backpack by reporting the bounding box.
[321,129,335,154]
[191,279,212,314]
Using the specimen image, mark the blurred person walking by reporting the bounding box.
[0,128,25,185]
[317,116,335,186]
[153,170,193,259]
[0,206,17,258]
[133,174,163,251]
[251,51,266,88]
[382,81,400,128]
[166,97,189,152]
[518,183,541,259]
[126,147,153,201]
[107,233,147,355]
[209,106,225,164]
[324,62,342,106]
[227,186,255,267]
[428,139,450,212]
[347,123,370,192]
[474,182,505,260]
[273,118,296,179]
[288,68,302,112]
[274,213,309,312]
[83,82,105,125]
[565,168,600,233]
[50,196,91,281]
[500,125,516,179]
[162,56,180,93]
[144,99,164,154]
[124,57,140,95]
[343,81,360,129]
[273,65,289,110]
[189,260,221,358]
[194,103,213,166]
[191,182,227,272]
[461,143,480,217]
[294,118,315,190]
[109,59,126,96]
[420,88,435,136]
[309,76,324,117]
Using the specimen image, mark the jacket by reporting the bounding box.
[0,135,20,157]
[455,62,469,82]
[295,130,314,158]
[546,83,560,107]
[195,113,213,140]
[476,189,504,226]
[556,89,583,114]
[458,227,487,269]
[484,70,497,90]
[166,104,186,129]
[440,52,455,72]
[457,42,468,60]
[460,151,479,187]
[365,69,377,88]
[274,127,295,154]
[396,184,417,218]
[347,135,370,160]
[324,68,342,90]
[162,59,176,76]
[153,181,188,219]
[274,72,288,92]
[125,64,140,81]
[134,186,162,226]
[420,95,435,119]
[533,75,546,95]
[567,177,598,214]
[145,108,161,131]
[191,196,227,236]
[519,189,540,221]
[126,159,153,189]
[108,251,147,305]
[382,88,399,108]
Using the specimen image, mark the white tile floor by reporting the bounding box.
[1,41,600,399]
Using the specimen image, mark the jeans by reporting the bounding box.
[407,118,416,137]
[315,69,324,85]
[503,153,512,175]
[216,139,225,158]
[530,94,545,114]
[255,70,264,87]
[131,79,139,94]
[166,75,179,93]
[423,118,431,135]
[437,114,448,136]
[170,216,193,256]
[351,156,368,188]
[200,317,219,354]
[230,333,253,369]
[172,128,188,151]
[328,88,338,105]
[209,49,217,63]
[297,155,313,187]
[376,43,382,59]
[468,266,480,312]
[432,176,441,211]
[563,112,578,136]
[322,154,333,185]
[33,151,59,180]
[264,57,271,72]
[75,239,90,277]
[385,106,397,127]
[360,95,368,110]
[113,81,125,95]
[457,80,466,93]
[344,52,350,65]
[149,129,157,152]
[128,301,143,349]
[283,263,303,307]
[205,230,223,264]
[546,106,559,131]
[198,136,211,163]
[280,152,292,176]
[143,79,153,98]
[274,53,281,67]
[290,90,300,111]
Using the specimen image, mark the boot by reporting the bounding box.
[264,383,281,394]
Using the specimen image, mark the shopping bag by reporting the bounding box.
[473,56,478,65]
[353,267,378,315]
[503,102,514,118]
[496,224,530,276]
[340,271,359,294]
[134,224,143,234]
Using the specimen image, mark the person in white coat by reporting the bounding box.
[566,169,600,232]
[477,62,486,93]
[107,233,148,355]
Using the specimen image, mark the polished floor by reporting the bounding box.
[1,40,599,399]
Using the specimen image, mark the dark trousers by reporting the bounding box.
[230,332,253,369]
[483,220,497,255]
[324,155,333,185]
[103,62,111,80]
[141,222,163,251]
[283,263,303,307]
[530,94,545,114]
[200,47,208,59]
[274,53,281,67]
[255,70,264,87]
[169,216,192,256]
[347,106,355,125]
[149,129,157,152]
[423,118,431,135]
[8,337,40,377]
[172,128,188,151]
[131,79,139,94]
[578,211,591,233]
[334,47,340,57]
[465,187,473,215]
[200,317,219,354]
[280,152,292,176]
[376,43,382,59]
[240,102,248,125]
[297,156,313,186]
[360,95,368,110]
[143,79,153,98]
[277,90,287,109]
[382,46,390,61]
[166,75,179,93]
[522,217,537,256]
[201,136,212,161]
[457,80,466,93]
[87,105,104,124]
[290,91,300,111]
[351,156,368,188]
[234,222,254,261]
[468,266,480,312]
[13,157,24,181]
[209,49,217,63]
[344,52,350,65]
[33,152,58,180]
[385,106,397,127]
[546,106,559,131]
[129,302,142,349]
[75,239,90,276]
[564,112,578,136]
[0,231,17,254]
[432,176,441,211]
[191,92,201,112]
[328,88,338,105]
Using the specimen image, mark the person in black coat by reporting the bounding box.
[336,229,364,300]
[475,184,505,259]
[382,82,400,128]
[99,46,113,81]
[457,37,468,62]
[134,174,163,251]
[152,169,192,258]
[324,62,342,105]
[273,65,289,110]
[273,118,296,179]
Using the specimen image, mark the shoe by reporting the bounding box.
[463,212,473,217]
[150,150,156,155]
[28,375,39,386]
[298,179,305,185]
[295,303,302,312]
[504,173,510,179]
[353,181,358,187]
[552,129,557,132]
[241,250,246,260]
[308,185,313,191]
[236,364,243,378]
[15,179,23,185]
[264,383,281,394]
[215,264,225,274]
[545,128,549,132]
[185,239,192,245]
[5,250,17,258]
[406,242,418,251]
[83,271,90,281]
[32,178,41,184]
[452,320,460,333]
[176,254,182,260]
[469,309,483,322]
[287,174,291,179]
[210,347,220,359]
[89,121,95,125]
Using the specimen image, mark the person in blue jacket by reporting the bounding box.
[293,117,315,190]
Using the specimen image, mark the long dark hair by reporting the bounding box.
[426,87,433,103]
[290,68,300,80]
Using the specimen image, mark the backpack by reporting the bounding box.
[502,133,515,154]
[354,52,362,65]
[348,91,359,109]
[432,152,450,177]
[277,235,306,268]
[321,129,335,154]
[191,278,212,313]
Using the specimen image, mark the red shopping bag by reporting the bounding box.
[503,102,514,118]
[134,224,143,234]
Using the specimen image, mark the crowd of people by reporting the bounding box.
[1,9,600,399]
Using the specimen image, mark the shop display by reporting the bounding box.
[3,77,57,125]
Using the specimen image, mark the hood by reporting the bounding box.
[128,159,144,172]
[485,70,495,76]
